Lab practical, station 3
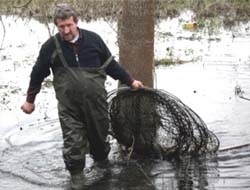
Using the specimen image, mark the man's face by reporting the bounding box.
[56,16,78,42]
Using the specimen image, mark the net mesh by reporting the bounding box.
[107,87,219,158]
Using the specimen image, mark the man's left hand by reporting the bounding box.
[131,80,144,89]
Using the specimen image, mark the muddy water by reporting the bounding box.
[0,14,250,190]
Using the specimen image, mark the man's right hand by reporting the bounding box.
[21,101,35,114]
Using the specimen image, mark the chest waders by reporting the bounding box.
[52,36,112,173]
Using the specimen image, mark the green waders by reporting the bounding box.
[52,36,111,174]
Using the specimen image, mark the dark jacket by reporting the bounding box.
[26,28,134,103]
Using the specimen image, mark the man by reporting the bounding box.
[21,4,143,189]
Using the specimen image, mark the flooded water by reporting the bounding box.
[0,12,250,190]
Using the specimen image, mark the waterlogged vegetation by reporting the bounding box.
[1,0,250,25]
[0,0,250,88]
[1,0,250,66]
[0,0,249,105]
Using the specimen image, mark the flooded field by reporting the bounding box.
[0,12,250,190]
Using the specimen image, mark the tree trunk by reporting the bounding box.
[119,0,155,87]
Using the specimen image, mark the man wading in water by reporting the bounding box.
[21,4,143,189]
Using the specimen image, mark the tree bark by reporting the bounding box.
[119,0,155,87]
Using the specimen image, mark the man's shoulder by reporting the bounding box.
[38,35,57,56]
[80,28,97,35]
[80,28,102,40]
[41,35,56,49]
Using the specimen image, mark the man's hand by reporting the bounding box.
[131,80,144,89]
[21,101,35,114]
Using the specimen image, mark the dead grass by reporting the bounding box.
[0,0,250,27]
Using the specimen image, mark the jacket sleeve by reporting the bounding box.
[95,33,134,86]
[106,59,134,86]
[26,43,51,103]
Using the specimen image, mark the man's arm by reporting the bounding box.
[21,44,51,114]
[95,34,143,87]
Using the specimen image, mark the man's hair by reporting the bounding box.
[53,4,79,25]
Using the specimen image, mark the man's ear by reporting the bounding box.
[75,16,80,24]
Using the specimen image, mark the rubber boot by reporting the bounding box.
[94,158,110,169]
[70,171,85,190]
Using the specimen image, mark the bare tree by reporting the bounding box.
[13,0,33,8]
[0,16,6,50]
[119,0,155,87]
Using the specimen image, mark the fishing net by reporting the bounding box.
[107,87,219,159]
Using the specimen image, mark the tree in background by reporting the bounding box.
[119,0,155,87]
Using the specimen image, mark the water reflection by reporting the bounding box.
[174,156,218,190]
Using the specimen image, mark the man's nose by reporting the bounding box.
[63,26,70,34]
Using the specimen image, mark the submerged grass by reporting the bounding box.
[155,58,196,67]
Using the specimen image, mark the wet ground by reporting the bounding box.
[0,12,250,190]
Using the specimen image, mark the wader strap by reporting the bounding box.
[53,36,70,68]
[53,36,79,80]
[101,55,113,69]
[51,50,57,65]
